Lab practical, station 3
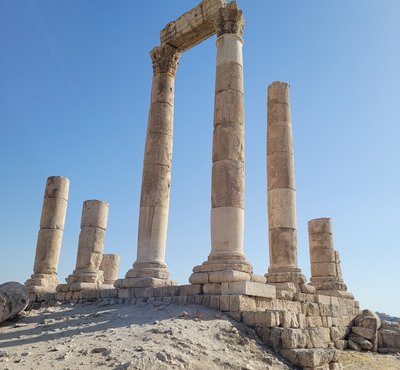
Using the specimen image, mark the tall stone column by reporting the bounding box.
[116,45,180,289]
[59,200,109,291]
[190,2,255,285]
[308,218,348,294]
[25,176,69,293]
[265,82,306,287]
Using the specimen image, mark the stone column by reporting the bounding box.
[25,176,69,293]
[308,218,348,293]
[190,2,255,285]
[116,45,180,289]
[100,254,120,286]
[61,200,109,291]
[265,82,306,287]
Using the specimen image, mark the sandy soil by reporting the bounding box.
[0,302,293,370]
[338,350,400,370]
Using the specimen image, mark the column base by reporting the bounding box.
[115,261,174,288]
[265,267,307,291]
[310,276,348,291]
[190,253,257,284]
[25,273,59,293]
[56,269,104,292]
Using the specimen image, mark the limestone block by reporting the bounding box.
[143,132,173,167]
[300,284,316,294]
[356,309,381,329]
[210,207,244,256]
[228,295,256,312]
[306,328,331,348]
[0,282,29,323]
[189,272,209,284]
[334,339,348,350]
[281,328,308,349]
[80,200,109,230]
[243,310,281,327]
[281,311,299,328]
[268,228,298,269]
[215,62,243,93]
[379,329,400,349]
[216,34,243,66]
[274,282,297,293]
[136,206,168,263]
[311,248,336,264]
[214,89,244,126]
[268,189,296,229]
[267,151,295,190]
[99,254,120,285]
[311,263,337,277]
[209,270,250,283]
[298,313,306,329]
[250,274,266,283]
[40,197,68,229]
[33,229,64,274]
[202,283,221,295]
[44,176,69,200]
[276,289,294,300]
[160,0,226,52]
[348,334,373,350]
[268,82,291,126]
[267,124,293,155]
[212,123,244,162]
[147,102,174,136]
[308,218,333,234]
[178,284,202,296]
[352,326,375,340]
[306,316,323,328]
[194,261,252,273]
[151,73,175,105]
[221,281,276,298]
[281,348,335,368]
[140,164,171,207]
[309,232,334,247]
[212,160,244,208]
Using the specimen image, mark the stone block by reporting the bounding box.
[277,290,294,300]
[209,270,250,283]
[311,262,337,277]
[316,295,331,304]
[351,326,375,340]
[221,281,276,298]
[210,295,220,310]
[215,62,243,93]
[214,89,244,126]
[203,283,221,295]
[250,274,267,283]
[267,151,295,190]
[189,272,209,284]
[306,316,323,328]
[228,295,256,312]
[211,161,244,209]
[300,284,316,294]
[212,123,244,163]
[379,329,400,349]
[348,334,373,350]
[306,327,331,348]
[117,289,130,299]
[40,197,68,229]
[281,311,299,328]
[280,348,335,368]
[178,284,202,295]
[148,102,174,136]
[267,189,296,229]
[143,131,173,167]
[281,328,308,349]
[220,295,230,311]
[334,339,347,350]
[80,200,109,230]
[298,313,306,329]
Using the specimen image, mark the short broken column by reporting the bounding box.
[25,176,69,293]
[190,2,257,285]
[308,218,349,294]
[100,254,120,287]
[60,200,109,291]
[265,82,306,287]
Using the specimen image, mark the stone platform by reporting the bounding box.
[27,281,359,370]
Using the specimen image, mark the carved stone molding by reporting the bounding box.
[150,44,181,77]
[215,2,244,37]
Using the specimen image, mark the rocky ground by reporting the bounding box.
[0,302,293,370]
[0,302,399,370]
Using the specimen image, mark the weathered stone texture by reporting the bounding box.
[0,282,29,323]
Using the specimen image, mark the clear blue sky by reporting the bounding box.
[1,1,399,316]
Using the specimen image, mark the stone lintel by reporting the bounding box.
[160,0,227,52]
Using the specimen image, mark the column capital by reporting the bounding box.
[215,2,244,38]
[150,44,181,77]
